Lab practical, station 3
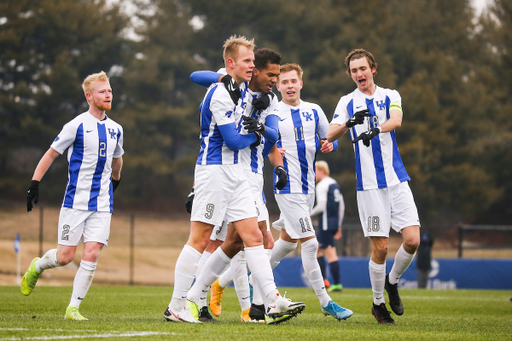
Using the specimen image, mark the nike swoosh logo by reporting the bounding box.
[356,106,362,109]
[280,118,287,121]
[86,130,94,133]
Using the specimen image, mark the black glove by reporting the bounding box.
[242,116,265,134]
[252,92,275,111]
[27,180,40,212]
[221,74,242,105]
[185,188,194,214]
[353,127,381,147]
[346,109,370,128]
[274,166,288,190]
[251,131,262,148]
[112,179,121,192]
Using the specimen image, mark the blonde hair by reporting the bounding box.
[223,35,255,65]
[315,160,330,176]
[278,63,303,81]
[82,71,109,100]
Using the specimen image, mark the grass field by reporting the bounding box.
[1,286,511,341]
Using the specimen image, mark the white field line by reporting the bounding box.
[0,330,178,340]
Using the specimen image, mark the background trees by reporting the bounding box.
[0,0,509,225]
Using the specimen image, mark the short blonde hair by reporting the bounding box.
[278,63,303,81]
[223,35,255,65]
[82,71,109,99]
[315,160,330,176]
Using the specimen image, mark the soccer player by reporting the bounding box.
[310,160,345,293]
[327,48,421,324]
[269,63,353,321]
[189,48,288,323]
[164,36,304,324]
[22,71,124,321]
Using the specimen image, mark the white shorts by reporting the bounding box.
[210,220,228,242]
[357,181,420,238]
[191,164,257,226]
[244,170,269,223]
[58,207,111,246]
[273,193,316,240]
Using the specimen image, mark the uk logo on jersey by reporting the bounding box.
[108,128,117,139]
[376,100,386,110]
[302,111,313,121]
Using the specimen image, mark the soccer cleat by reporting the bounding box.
[372,303,396,325]
[385,274,404,315]
[265,314,293,325]
[266,294,306,318]
[249,303,265,322]
[240,308,253,322]
[163,307,201,323]
[328,284,343,293]
[198,306,219,323]
[321,300,353,320]
[209,278,225,317]
[21,257,41,296]
[323,279,331,289]
[65,306,88,321]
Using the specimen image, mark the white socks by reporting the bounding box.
[36,249,60,273]
[188,247,231,307]
[196,250,212,279]
[170,245,201,311]
[369,259,386,305]
[388,244,415,285]
[270,239,297,269]
[245,245,279,303]
[301,238,331,307]
[231,251,251,311]
[69,260,96,307]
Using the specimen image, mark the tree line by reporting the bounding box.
[1,0,511,226]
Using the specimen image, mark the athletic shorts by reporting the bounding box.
[191,164,257,227]
[273,193,316,240]
[357,181,420,238]
[244,170,269,223]
[58,207,111,246]
[210,220,228,242]
[316,229,337,249]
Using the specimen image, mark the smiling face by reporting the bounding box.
[277,69,303,106]
[87,80,112,112]
[251,62,280,93]
[349,56,376,95]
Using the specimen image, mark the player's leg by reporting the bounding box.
[206,221,228,315]
[229,250,252,321]
[324,243,342,292]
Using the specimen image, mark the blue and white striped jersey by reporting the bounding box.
[50,112,124,212]
[331,86,410,191]
[196,81,250,165]
[275,100,330,195]
[311,176,344,231]
[239,89,280,174]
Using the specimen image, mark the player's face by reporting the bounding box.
[252,63,280,93]
[349,57,376,95]
[232,46,255,84]
[89,81,113,111]
[277,70,303,106]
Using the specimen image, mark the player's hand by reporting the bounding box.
[320,139,333,154]
[242,116,266,134]
[221,74,241,105]
[353,127,381,147]
[185,188,194,214]
[112,179,121,192]
[27,180,40,212]
[346,109,370,128]
[274,166,288,190]
[251,131,262,148]
[252,92,275,110]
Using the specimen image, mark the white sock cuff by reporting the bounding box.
[216,247,232,264]
[184,244,202,257]
[369,259,386,271]
[80,260,97,271]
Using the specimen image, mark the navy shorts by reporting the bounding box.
[316,229,337,249]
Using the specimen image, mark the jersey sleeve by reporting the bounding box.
[50,120,79,154]
[315,104,330,139]
[331,96,349,125]
[113,125,124,158]
[211,85,238,126]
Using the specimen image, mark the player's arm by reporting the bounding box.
[317,110,338,153]
[112,157,123,181]
[379,106,402,132]
[218,122,258,151]
[327,123,347,142]
[310,184,327,217]
[337,192,345,239]
[190,70,223,87]
[27,147,60,212]
[267,144,288,190]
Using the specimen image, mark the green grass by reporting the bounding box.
[0,286,511,341]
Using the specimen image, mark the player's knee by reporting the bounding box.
[301,238,319,257]
[404,235,420,253]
